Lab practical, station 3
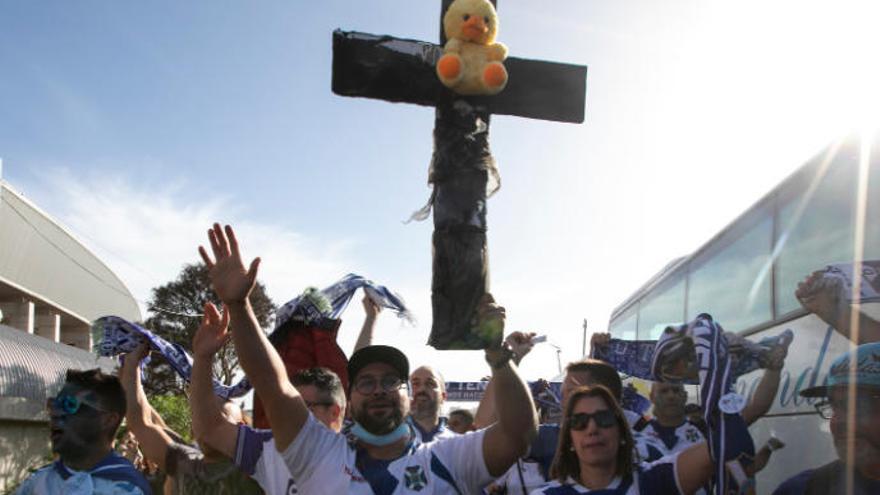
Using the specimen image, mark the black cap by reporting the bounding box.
[347,345,410,387]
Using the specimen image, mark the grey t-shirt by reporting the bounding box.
[165,443,262,495]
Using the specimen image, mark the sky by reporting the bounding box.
[2,0,880,384]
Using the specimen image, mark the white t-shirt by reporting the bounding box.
[282,414,493,494]
[528,455,682,495]
[234,425,297,495]
[486,459,546,494]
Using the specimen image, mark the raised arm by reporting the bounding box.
[478,298,538,477]
[797,270,880,344]
[474,330,535,428]
[119,343,175,468]
[353,294,382,353]
[741,344,787,425]
[199,223,308,451]
[189,302,239,458]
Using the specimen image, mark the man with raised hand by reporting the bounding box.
[119,341,260,495]
[198,223,537,494]
[189,301,348,495]
[408,365,458,443]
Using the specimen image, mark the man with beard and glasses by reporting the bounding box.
[408,365,458,442]
[198,223,537,494]
[16,369,151,495]
[773,342,880,494]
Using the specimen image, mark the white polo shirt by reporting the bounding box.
[282,414,493,494]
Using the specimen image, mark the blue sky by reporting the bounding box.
[2,0,879,383]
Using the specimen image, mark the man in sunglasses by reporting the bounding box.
[16,369,151,495]
[773,341,880,494]
[198,223,537,493]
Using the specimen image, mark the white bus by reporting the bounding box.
[607,133,880,491]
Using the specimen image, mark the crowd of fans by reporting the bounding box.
[12,224,880,494]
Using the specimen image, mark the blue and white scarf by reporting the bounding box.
[96,274,412,399]
[653,314,755,495]
[821,261,880,303]
[593,329,793,384]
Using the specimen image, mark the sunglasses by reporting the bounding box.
[46,392,107,416]
[569,410,617,431]
[354,375,405,395]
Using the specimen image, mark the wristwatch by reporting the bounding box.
[485,344,515,370]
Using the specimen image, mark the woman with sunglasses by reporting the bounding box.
[531,385,714,495]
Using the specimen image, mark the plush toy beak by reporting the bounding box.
[462,16,488,40]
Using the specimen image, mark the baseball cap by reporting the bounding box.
[800,342,880,398]
[347,345,410,387]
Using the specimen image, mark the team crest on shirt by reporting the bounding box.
[685,426,701,443]
[404,465,428,491]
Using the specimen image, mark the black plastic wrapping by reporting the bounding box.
[332,30,588,124]
[427,101,500,350]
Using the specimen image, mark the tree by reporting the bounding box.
[142,263,275,395]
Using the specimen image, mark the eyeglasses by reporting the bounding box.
[815,393,880,420]
[46,392,107,416]
[568,410,617,431]
[354,375,405,395]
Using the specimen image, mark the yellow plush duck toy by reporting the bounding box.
[436,0,508,96]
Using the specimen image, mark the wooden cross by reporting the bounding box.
[332,0,587,350]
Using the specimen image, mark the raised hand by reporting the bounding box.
[590,332,611,357]
[198,224,261,305]
[120,342,149,383]
[192,302,231,359]
[477,293,507,344]
[504,331,536,364]
[362,294,383,320]
[796,269,843,324]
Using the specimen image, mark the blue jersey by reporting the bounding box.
[635,419,704,462]
[15,451,150,495]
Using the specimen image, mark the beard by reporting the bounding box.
[354,398,406,435]
[411,393,439,420]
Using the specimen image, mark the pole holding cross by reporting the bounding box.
[332,0,587,350]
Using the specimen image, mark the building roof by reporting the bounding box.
[0,180,141,323]
[0,324,116,421]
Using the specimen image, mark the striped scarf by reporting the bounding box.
[95,273,412,399]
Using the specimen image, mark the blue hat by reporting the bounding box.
[800,342,880,398]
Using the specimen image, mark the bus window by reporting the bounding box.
[775,147,858,316]
[866,138,880,261]
[636,275,685,339]
[687,216,773,332]
[609,306,638,340]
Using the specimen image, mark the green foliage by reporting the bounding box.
[149,394,193,444]
[142,262,276,395]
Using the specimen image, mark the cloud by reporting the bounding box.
[28,168,356,317]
